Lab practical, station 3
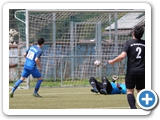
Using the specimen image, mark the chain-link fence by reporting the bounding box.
[9,9,145,87]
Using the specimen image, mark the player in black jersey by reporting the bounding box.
[108,25,145,109]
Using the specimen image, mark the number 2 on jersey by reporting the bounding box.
[27,51,35,60]
[136,47,141,59]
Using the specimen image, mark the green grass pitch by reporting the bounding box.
[9,87,139,109]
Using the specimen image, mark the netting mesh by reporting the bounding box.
[13,10,145,87]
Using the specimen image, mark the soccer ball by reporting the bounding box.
[94,60,101,67]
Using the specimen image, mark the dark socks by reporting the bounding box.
[12,79,23,92]
[34,80,43,93]
[90,82,97,89]
[102,77,107,90]
[102,82,107,89]
[89,77,98,89]
[127,94,137,109]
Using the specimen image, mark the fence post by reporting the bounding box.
[70,21,74,81]
[26,9,30,89]
[52,12,56,82]
[114,12,119,76]
[97,21,102,79]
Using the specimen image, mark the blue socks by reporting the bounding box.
[12,79,23,92]
[34,80,43,94]
[11,79,43,94]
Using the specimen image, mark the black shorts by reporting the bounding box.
[125,74,145,90]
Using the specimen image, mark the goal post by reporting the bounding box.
[13,9,145,88]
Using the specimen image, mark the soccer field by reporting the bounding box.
[9,87,139,109]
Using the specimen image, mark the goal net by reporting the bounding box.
[14,9,145,87]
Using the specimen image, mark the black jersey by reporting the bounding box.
[123,39,145,75]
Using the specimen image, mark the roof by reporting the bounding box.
[105,12,145,30]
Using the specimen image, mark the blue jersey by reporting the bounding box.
[110,82,127,94]
[24,45,43,70]
[110,82,121,94]
[119,83,127,94]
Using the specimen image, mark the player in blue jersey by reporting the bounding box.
[89,76,126,95]
[108,25,145,109]
[9,38,45,98]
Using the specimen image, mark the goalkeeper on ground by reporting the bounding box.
[89,76,126,95]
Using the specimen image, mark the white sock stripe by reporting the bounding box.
[91,82,95,84]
